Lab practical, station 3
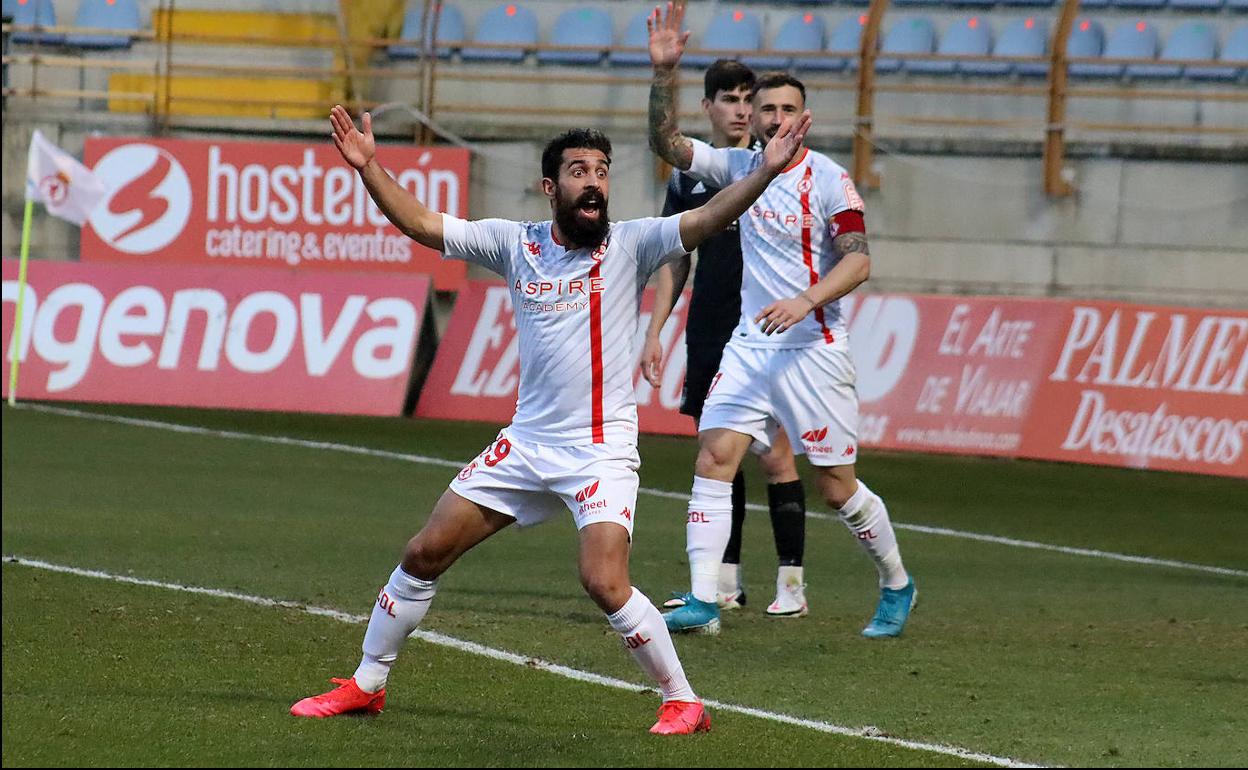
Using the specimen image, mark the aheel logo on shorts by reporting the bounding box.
[88,144,192,254]
[800,426,828,443]
[576,480,607,514]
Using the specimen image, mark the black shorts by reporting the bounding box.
[680,345,729,420]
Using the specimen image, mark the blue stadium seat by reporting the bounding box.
[608,9,653,67]
[389,4,465,59]
[460,3,538,62]
[909,16,991,75]
[877,17,936,73]
[1187,23,1248,80]
[538,7,611,65]
[801,14,863,72]
[1001,0,1055,7]
[1227,0,1248,10]
[1168,0,1222,7]
[1071,20,1158,78]
[1080,0,1111,8]
[1065,18,1106,76]
[4,0,64,45]
[1128,21,1215,78]
[964,16,1047,76]
[1111,0,1166,9]
[685,9,763,69]
[747,11,824,70]
[65,0,139,49]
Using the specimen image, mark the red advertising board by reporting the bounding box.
[418,281,1247,478]
[79,137,470,290]
[2,260,431,415]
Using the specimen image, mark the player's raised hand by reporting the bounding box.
[330,105,375,171]
[761,111,812,174]
[647,2,690,68]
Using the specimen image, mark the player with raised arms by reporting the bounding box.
[646,2,917,638]
[290,104,810,734]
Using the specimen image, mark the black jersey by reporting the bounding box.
[661,168,743,351]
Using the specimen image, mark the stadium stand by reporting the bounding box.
[876,16,937,73]
[684,9,764,69]
[607,8,652,66]
[4,0,63,45]
[796,13,865,72]
[460,2,537,63]
[1070,20,1160,78]
[1186,22,1248,79]
[537,6,611,65]
[908,16,993,74]
[389,3,466,60]
[749,11,825,71]
[65,0,141,50]
[961,16,1048,76]
[1129,20,1216,77]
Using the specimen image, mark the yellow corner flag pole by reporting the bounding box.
[7,197,35,407]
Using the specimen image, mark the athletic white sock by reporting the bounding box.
[607,588,697,703]
[837,481,909,590]
[354,565,438,693]
[686,476,734,603]
[717,562,741,597]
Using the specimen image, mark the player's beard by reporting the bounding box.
[554,187,610,251]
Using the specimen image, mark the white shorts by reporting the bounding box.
[699,340,859,467]
[449,428,640,538]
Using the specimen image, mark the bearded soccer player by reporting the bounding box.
[640,59,811,621]
[646,3,916,638]
[290,104,811,734]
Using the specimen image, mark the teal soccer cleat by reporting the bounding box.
[861,578,917,639]
[662,594,721,635]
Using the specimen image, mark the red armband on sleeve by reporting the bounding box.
[829,209,866,237]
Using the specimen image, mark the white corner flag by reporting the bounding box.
[25,129,106,225]
[8,130,108,406]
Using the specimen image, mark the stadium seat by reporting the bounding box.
[1071,20,1158,78]
[746,11,824,70]
[65,0,140,49]
[1128,21,1215,78]
[1080,0,1111,8]
[608,9,653,67]
[1227,0,1248,9]
[1065,18,1107,76]
[1111,0,1166,9]
[389,3,465,59]
[5,0,64,45]
[684,9,763,69]
[1001,0,1055,7]
[877,17,936,74]
[1168,0,1223,8]
[460,3,537,62]
[963,16,1047,76]
[1186,23,1248,80]
[537,7,611,65]
[909,16,991,75]
[804,14,867,72]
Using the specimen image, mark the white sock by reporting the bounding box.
[837,481,909,590]
[354,565,437,693]
[607,588,697,703]
[717,562,741,597]
[686,476,734,603]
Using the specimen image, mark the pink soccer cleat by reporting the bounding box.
[649,700,711,735]
[290,677,385,718]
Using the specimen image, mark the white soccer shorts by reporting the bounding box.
[699,340,860,466]
[449,429,640,537]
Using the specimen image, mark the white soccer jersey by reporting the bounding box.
[441,213,686,446]
[687,139,864,349]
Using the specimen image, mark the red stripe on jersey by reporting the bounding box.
[799,166,835,345]
[588,260,605,443]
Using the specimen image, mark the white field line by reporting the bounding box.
[3,554,1044,769]
[11,403,1248,580]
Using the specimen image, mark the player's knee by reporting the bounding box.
[817,474,856,510]
[758,452,798,484]
[401,536,452,580]
[579,570,630,612]
[695,444,735,478]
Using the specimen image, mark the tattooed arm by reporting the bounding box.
[647,3,695,170]
[754,229,872,336]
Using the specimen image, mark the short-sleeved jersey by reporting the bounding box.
[662,169,742,352]
[687,138,865,349]
[441,213,686,447]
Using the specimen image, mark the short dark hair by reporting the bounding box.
[704,59,755,100]
[753,71,806,105]
[541,128,613,181]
